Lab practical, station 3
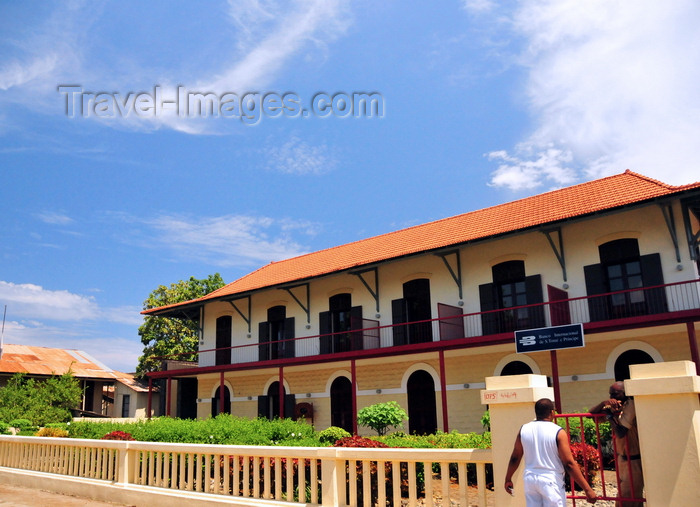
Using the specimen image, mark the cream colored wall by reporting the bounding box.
[190,201,697,427]
[113,383,157,419]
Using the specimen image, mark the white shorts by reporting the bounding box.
[523,471,566,507]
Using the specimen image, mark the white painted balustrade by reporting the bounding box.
[0,435,492,506]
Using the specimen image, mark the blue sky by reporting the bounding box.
[1,1,699,373]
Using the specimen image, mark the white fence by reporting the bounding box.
[0,435,493,506]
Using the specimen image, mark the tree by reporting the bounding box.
[357,401,408,436]
[137,273,225,376]
[0,372,82,426]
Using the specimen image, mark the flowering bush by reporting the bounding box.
[101,430,135,441]
[334,435,388,448]
[568,442,601,488]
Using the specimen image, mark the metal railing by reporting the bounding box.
[195,279,700,367]
[0,435,493,506]
[556,413,645,505]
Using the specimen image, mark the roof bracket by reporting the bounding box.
[435,249,463,299]
[541,227,567,282]
[659,203,681,263]
[283,283,310,323]
[681,197,700,261]
[228,296,251,333]
[350,267,379,313]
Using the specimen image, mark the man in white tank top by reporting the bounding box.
[504,398,597,506]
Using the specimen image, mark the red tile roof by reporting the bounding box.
[0,343,131,382]
[144,170,700,315]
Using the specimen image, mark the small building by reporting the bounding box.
[113,373,160,419]
[0,343,149,418]
[143,170,700,434]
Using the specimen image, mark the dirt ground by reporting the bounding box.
[0,483,132,507]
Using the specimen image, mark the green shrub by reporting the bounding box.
[318,426,351,445]
[357,401,408,436]
[0,421,10,435]
[0,373,81,426]
[9,419,33,430]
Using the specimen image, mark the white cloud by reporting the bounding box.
[0,1,351,135]
[36,211,74,226]
[267,136,337,175]
[142,214,318,267]
[0,281,142,325]
[484,0,700,190]
[487,144,576,191]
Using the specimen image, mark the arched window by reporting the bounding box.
[500,361,533,376]
[216,316,232,366]
[319,294,363,353]
[392,278,432,345]
[211,385,231,416]
[584,238,666,321]
[258,382,295,420]
[614,349,655,381]
[479,261,544,334]
[330,376,353,433]
[259,306,295,360]
[407,370,437,435]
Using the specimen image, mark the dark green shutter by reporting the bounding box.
[258,322,270,361]
[525,274,545,328]
[319,311,331,354]
[640,253,667,314]
[584,263,609,321]
[283,317,295,358]
[392,298,407,346]
[478,283,499,335]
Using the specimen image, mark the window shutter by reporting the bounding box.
[257,396,269,419]
[350,306,363,350]
[525,274,545,328]
[392,298,407,346]
[584,263,609,322]
[640,253,667,313]
[478,283,499,335]
[284,394,296,420]
[258,322,270,361]
[319,311,331,354]
[283,317,295,358]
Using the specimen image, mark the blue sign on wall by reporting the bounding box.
[514,323,585,353]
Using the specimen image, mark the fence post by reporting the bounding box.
[624,360,700,506]
[116,443,134,486]
[319,448,344,507]
[481,374,554,507]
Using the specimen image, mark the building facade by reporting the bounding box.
[144,171,700,434]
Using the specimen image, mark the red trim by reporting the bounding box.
[439,350,449,432]
[351,360,357,435]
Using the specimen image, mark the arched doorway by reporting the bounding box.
[211,385,231,416]
[330,377,353,434]
[500,361,533,376]
[614,349,655,380]
[407,370,437,435]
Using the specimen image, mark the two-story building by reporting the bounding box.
[143,170,700,434]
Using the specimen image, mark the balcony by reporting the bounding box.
[196,279,700,369]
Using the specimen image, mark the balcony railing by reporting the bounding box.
[196,279,700,368]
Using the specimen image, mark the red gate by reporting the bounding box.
[556,413,645,505]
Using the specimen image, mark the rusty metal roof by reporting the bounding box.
[0,343,133,383]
